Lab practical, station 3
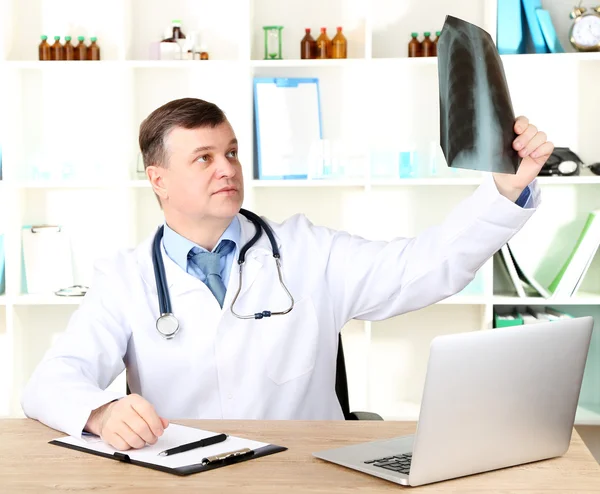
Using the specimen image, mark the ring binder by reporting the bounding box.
[202,447,254,466]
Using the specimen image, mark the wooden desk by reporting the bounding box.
[1,419,599,493]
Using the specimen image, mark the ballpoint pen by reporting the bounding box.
[158,433,228,457]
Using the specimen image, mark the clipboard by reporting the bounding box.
[253,77,322,180]
[49,423,287,476]
[21,225,74,294]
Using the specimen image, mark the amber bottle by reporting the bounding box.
[422,31,434,57]
[88,37,100,60]
[75,36,87,60]
[408,32,421,57]
[39,35,51,61]
[331,26,347,58]
[316,27,331,59]
[300,28,316,59]
[51,36,64,60]
[63,36,75,60]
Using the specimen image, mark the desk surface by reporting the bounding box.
[1,419,600,493]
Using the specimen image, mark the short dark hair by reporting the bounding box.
[139,98,227,169]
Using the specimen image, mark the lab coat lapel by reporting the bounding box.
[137,230,211,300]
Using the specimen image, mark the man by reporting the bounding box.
[22,98,552,451]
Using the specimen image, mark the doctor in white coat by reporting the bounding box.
[22,98,553,451]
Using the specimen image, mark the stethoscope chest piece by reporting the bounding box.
[156,313,180,339]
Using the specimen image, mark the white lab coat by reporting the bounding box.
[22,175,540,439]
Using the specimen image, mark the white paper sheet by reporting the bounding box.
[53,423,269,469]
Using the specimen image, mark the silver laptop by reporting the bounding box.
[314,316,594,487]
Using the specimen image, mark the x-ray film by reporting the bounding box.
[438,15,520,174]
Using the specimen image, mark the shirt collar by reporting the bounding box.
[162,216,241,272]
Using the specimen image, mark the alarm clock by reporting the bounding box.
[569,3,600,51]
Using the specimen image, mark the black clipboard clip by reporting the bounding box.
[201,447,254,466]
[113,452,131,463]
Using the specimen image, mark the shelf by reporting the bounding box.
[576,404,600,426]
[252,176,600,187]
[437,295,488,305]
[251,59,363,68]
[128,60,242,69]
[493,293,600,306]
[3,51,600,70]
[251,179,365,188]
[13,180,126,189]
[2,61,124,69]
[537,175,600,185]
[11,294,83,306]
[370,177,481,186]
[8,175,600,189]
[3,180,150,189]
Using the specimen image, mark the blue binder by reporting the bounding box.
[521,0,549,53]
[497,0,525,54]
[253,77,322,180]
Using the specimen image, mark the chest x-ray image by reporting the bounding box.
[438,15,520,174]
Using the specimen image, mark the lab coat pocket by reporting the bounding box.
[260,297,319,386]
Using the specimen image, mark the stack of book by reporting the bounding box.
[494,306,573,328]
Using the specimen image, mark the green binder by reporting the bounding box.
[494,312,524,328]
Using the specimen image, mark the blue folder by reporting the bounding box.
[536,8,564,53]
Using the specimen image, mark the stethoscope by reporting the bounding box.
[152,208,295,339]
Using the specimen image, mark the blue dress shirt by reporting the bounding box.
[515,185,531,208]
[162,216,240,288]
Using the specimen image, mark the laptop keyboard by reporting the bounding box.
[364,453,412,475]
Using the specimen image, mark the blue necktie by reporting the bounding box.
[188,241,234,308]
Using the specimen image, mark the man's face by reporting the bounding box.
[158,121,244,221]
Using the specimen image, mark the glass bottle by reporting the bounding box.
[51,36,63,60]
[433,30,441,56]
[200,44,209,60]
[88,37,100,60]
[300,28,316,59]
[63,36,75,60]
[422,31,434,57]
[164,20,186,59]
[408,32,421,57]
[75,36,87,60]
[39,35,51,61]
[316,27,331,59]
[331,26,347,58]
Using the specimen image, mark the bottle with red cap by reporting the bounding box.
[316,27,331,59]
[300,28,316,59]
[331,26,347,58]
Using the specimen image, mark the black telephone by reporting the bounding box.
[540,147,600,176]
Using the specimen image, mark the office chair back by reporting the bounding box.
[335,334,353,419]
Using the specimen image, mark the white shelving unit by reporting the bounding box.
[0,0,599,425]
